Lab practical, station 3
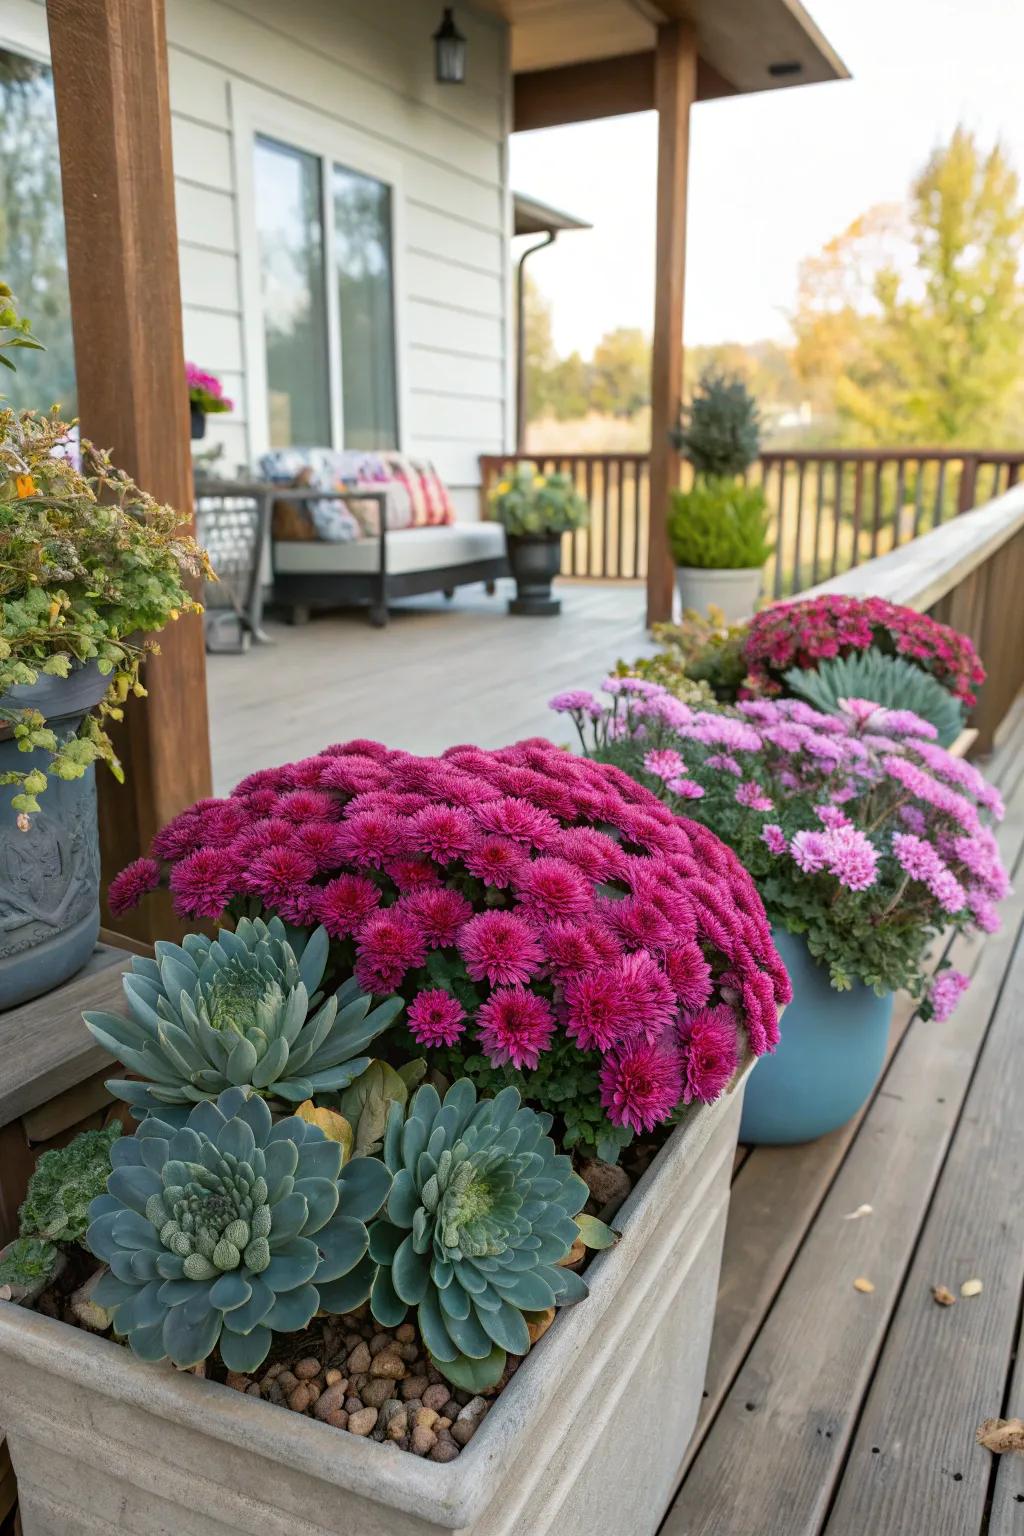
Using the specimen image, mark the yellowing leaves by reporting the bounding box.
[296,1100,353,1161]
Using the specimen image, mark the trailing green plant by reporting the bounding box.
[84,918,404,1117]
[0,283,43,377]
[86,1085,392,1371]
[667,479,773,571]
[364,1078,612,1391]
[489,461,589,537]
[784,648,966,748]
[0,1236,59,1292]
[0,402,214,814]
[19,1123,122,1243]
[671,369,761,478]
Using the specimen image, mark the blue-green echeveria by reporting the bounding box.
[363,1079,592,1391]
[84,917,402,1115]
[86,1086,391,1372]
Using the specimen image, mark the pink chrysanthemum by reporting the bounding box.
[168,847,237,920]
[761,824,787,855]
[608,896,677,955]
[663,940,714,1012]
[290,821,342,871]
[616,950,679,1040]
[462,834,526,888]
[107,857,161,916]
[563,968,626,1051]
[928,969,970,1022]
[232,817,298,861]
[354,909,428,993]
[407,990,466,1047]
[383,856,441,891]
[680,1006,740,1104]
[151,810,207,862]
[244,845,318,908]
[599,1036,684,1133]
[476,987,556,1069]
[316,874,382,938]
[644,748,686,781]
[335,810,405,868]
[459,909,545,986]
[400,886,474,949]
[474,797,560,848]
[541,920,600,976]
[274,789,338,823]
[790,830,830,874]
[515,856,593,921]
[409,803,477,863]
[735,782,774,813]
[666,776,705,800]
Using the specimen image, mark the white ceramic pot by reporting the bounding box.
[0,1068,750,1536]
[675,565,763,624]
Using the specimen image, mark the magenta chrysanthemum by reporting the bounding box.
[408,804,477,862]
[458,910,545,987]
[563,968,627,1051]
[400,886,474,949]
[107,857,161,916]
[316,874,381,937]
[476,987,556,1069]
[681,1006,740,1104]
[599,1036,684,1133]
[515,856,592,920]
[354,909,428,993]
[663,941,713,1013]
[168,847,237,920]
[407,989,466,1047]
[928,969,970,1022]
[461,834,526,888]
[335,809,405,868]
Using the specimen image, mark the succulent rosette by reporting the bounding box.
[84,917,402,1115]
[743,593,985,707]
[114,737,788,1159]
[86,1087,391,1371]
[363,1078,590,1390]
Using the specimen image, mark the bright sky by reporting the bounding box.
[509,0,1024,356]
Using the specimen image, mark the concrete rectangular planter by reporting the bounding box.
[0,1068,749,1536]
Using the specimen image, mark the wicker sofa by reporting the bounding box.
[262,449,509,627]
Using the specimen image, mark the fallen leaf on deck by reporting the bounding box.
[932,1285,956,1307]
[961,1279,984,1298]
[853,1276,875,1294]
[843,1204,874,1221]
[977,1418,1024,1454]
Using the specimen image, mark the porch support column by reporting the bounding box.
[47,0,212,942]
[647,19,697,625]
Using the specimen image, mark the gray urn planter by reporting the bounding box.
[674,564,763,624]
[507,533,563,615]
[0,664,108,1009]
[0,1067,750,1536]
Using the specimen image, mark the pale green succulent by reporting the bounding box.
[86,1086,391,1371]
[19,1123,121,1243]
[784,647,965,747]
[84,917,403,1115]
[361,1080,593,1391]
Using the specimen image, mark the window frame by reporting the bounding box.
[232,82,407,458]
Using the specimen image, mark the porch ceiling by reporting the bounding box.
[480,0,847,129]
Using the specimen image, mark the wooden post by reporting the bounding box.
[47,0,212,942]
[647,20,697,626]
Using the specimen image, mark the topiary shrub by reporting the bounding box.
[667,480,773,571]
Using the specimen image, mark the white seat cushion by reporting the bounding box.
[273,521,506,576]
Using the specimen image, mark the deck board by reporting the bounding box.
[664,702,1024,1536]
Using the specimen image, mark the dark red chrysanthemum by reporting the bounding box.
[458,910,545,987]
[108,857,161,916]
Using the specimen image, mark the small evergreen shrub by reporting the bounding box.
[672,370,761,478]
[668,480,773,570]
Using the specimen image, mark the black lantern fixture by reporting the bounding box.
[433,8,467,84]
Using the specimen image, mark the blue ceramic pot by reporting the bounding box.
[739,927,894,1145]
[0,664,108,1009]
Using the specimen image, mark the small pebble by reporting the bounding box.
[278,1370,298,1392]
[225,1372,250,1393]
[396,1323,417,1343]
[443,1399,460,1420]
[314,1385,347,1422]
[369,1333,394,1356]
[287,1384,313,1413]
[435,1417,452,1430]
[386,1410,409,1442]
[411,1425,437,1457]
[414,1407,439,1431]
[402,1376,430,1401]
[294,1357,321,1381]
[423,1384,450,1412]
[348,1407,378,1437]
[264,1362,285,1381]
[361,1379,395,1409]
[325,1368,344,1387]
[370,1354,406,1379]
[347,1342,372,1374]
[245,1382,262,1398]
[429,1438,459,1464]
[451,1421,476,1446]
[345,1396,363,1415]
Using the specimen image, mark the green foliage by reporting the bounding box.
[784,648,966,747]
[85,917,404,1116]
[19,1123,121,1243]
[332,1057,427,1158]
[668,480,772,571]
[87,1086,391,1371]
[614,654,714,707]
[0,404,214,813]
[672,369,761,477]
[366,1079,591,1390]
[489,461,590,537]
[0,1235,59,1290]
[642,608,751,703]
[0,282,43,377]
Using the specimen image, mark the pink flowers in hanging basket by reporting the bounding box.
[115,738,789,1143]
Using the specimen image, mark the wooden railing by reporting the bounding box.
[479,448,1024,592]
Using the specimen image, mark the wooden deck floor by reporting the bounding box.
[206,579,650,794]
[664,693,1024,1536]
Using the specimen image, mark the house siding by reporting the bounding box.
[4,0,513,517]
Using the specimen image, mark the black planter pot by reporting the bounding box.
[190,404,207,440]
[506,533,563,616]
[0,664,109,1008]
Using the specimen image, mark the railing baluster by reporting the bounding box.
[792,458,806,594]
[634,458,643,580]
[811,459,825,587]
[850,460,865,570]
[772,458,787,598]
[933,459,947,527]
[894,458,906,550]
[830,459,842,578]
[869,459,884,558]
